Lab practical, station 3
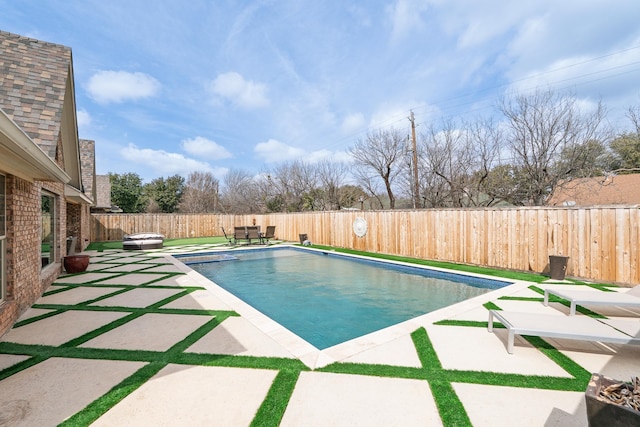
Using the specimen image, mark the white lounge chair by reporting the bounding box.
[543,285,640,315]
[488,310,640,354]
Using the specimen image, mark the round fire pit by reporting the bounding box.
[63,255,90,273]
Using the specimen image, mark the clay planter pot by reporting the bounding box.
[63,255,90,273]
[585,373,640,427]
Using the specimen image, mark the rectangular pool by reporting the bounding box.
[179,247,510,349]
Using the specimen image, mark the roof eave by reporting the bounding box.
[0,109,70,183]
[65,183,93,205]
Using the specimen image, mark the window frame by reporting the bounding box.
[41,190,57,269]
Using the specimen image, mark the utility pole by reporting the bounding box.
[409,111,420,209]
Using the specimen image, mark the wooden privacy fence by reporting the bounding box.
[91,206,640,285]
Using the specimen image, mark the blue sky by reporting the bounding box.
[3,0,640,183]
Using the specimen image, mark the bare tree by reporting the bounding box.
[349,129,406,209]
[417,119,503,207]
[178,171,220,213]
[316,158,350,210]
[219,169,260,214]
[499,89,608,205]
[264,160,319,212]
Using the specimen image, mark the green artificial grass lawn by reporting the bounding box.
[7,240,618,425]
[87,236,228,251]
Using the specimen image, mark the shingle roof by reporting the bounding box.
[0,30,72,158]
[547,174,640,206]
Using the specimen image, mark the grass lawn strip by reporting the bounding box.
[250,370,301,427]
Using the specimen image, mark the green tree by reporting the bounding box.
[145,175,185,213]
[109,172,146,213]
[609,133,640,173]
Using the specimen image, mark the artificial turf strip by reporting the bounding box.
[428,380,472,427]
[483,301,502,311]
[250,370,301,427]
[521,336,592,384]
[412,327,442,369]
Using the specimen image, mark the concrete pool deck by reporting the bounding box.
[0,244,638,426]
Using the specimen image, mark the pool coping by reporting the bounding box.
[168,244,534,369]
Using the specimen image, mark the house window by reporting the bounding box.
[0,174,5,301]
[41,191,56,268]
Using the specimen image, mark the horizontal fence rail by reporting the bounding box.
[91,206,640,285]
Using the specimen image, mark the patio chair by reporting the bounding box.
[488,309,640,354]
[543,285,640,315]
[221,227,234,246]
[233,226,248,245]
[246,226,261,244]
[260,225,276,245]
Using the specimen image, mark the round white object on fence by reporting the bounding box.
[353,217,368,237]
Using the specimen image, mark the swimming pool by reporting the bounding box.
[180,247,510,349]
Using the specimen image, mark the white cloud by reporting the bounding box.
[86,70,160,104]
[254,139,305,163]
[341,113,366,134]
[120,143,213,177]
[209,72,269,109]
[388,0,429,44]
[254,139,352,165]
[76,108,91,129]
[181,136,232,160]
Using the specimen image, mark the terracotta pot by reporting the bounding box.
[63,255,90,273]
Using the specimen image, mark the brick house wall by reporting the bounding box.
[66,202,90,252]
[0,175,67,336]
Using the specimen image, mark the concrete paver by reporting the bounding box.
[93,272,168,286]
[187,316,296,358]
[161,289,233,311]
[38,286,121,305]
[453,383,586,426]
[281,372,443,427]
[92,365,277,427]
[0,357,145,427]
[426,324,574,377]
[2,310,130,346]
[88,287,184,308]
[339,334,423,367]
[79,313,212,352]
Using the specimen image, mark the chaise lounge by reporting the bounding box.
[122,233,165,250]
[488,309,640,354]
[543,285,640,315]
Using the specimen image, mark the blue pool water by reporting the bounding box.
[182,248,509,349]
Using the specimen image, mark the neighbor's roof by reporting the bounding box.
[0,31,72,158]
[547,174,640,206]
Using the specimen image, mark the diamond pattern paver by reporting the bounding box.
[1,311,130,346]
[79,313,212,352]
[280,371,443,426]
[0,357,145,426]
[91,365,277,426]
[453,382,586,427]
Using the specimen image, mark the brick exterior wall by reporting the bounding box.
[66,202,90,252]
[0,175,65,336]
